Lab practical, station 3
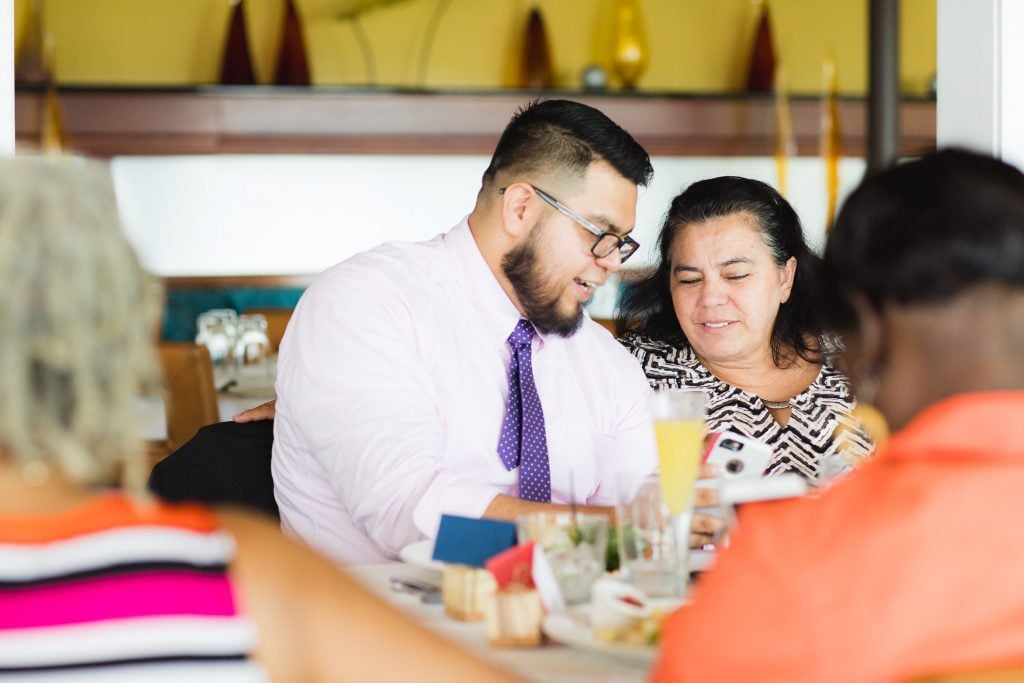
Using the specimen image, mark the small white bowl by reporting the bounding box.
[589,577,650,637]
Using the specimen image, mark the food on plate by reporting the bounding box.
[442,564,497,621]
[589,577,668,645]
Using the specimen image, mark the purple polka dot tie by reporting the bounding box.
[497,319,551,503]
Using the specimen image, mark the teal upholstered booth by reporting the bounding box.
[160,276,313,342]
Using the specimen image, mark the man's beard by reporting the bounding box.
[501,225,584,338]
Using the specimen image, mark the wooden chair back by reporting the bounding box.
[592,317,619,337]
[242,307,293,352]
[155,342,220,456]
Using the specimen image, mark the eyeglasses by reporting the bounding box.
[498,184,640,263]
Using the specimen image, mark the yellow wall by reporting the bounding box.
[15,0,936,95]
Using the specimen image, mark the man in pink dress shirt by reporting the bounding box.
[266,100,659,565]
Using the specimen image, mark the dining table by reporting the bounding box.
[346,562,656,683]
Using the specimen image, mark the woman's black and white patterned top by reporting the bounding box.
[621,333,873,483]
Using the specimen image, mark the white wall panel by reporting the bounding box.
[112,154,866,279]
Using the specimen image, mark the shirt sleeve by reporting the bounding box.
[277,262,503,558]
[587,337,658,506]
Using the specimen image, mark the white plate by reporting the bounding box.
[542,599,683,666]
[398,539,444,572]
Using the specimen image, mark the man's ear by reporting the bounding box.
[849,291,883,370]
[499,182,535,239]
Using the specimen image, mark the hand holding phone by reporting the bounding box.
[691,433,773,551]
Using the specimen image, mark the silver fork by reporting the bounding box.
[389,576,442,603]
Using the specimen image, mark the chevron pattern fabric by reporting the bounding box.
[621,334,872,483]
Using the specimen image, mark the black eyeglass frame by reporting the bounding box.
[498,184,640,263]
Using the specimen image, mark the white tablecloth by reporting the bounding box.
[346,563,654,683]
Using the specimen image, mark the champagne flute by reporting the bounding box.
[650,388,707,596]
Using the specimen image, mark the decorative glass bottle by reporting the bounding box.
[275,0,311,85]
[220,0,256,85]
[610,0,648,90]
[521,8,553,89]
[745,2,776,92]
[15,0,46,84]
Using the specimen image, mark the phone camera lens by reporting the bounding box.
[726,459,744,474]
[721,438,743,452]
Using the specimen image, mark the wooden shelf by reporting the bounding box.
[15,87,936,158]
[161,274,317,290]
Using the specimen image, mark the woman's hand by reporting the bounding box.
[690,510,726,549]
[690,463,727,549]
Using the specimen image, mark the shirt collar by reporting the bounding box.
[443,216,538,347]
[880,391,1024,464]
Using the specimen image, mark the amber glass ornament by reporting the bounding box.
[40,88,69,155]
[275,0,311,85]
[16,0,69,154]
[773,65,795,196]
[610,0,648,90]
[220,0,256,85]
[521,8,553,89]
[822,56,841,230]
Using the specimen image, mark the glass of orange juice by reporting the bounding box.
[650,388,707,589]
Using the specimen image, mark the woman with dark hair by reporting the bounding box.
[651,148,1024,683]
[618,177,871,485]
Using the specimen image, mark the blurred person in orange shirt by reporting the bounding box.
[651,148,1024,683]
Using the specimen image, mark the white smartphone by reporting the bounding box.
[702,432,773,480]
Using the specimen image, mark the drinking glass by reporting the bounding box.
[233,314,272,380]
[616,477,680,597]
[195,308,239,368]
[650,388,707,591]
[516,512,608,606]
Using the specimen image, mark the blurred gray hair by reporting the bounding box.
[0,157,161,485]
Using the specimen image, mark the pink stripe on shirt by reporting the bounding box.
[0,572,237,629]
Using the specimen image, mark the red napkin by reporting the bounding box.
[485,541,536,589]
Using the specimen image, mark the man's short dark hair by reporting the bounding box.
[481,99,653,189]
[820,148,1024,330]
